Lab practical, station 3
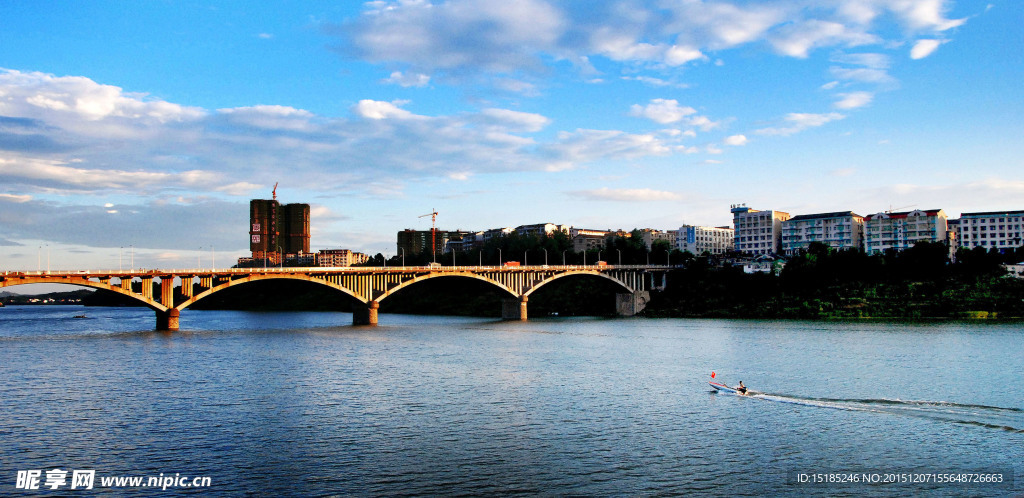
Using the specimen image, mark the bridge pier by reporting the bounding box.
[353,301,379,326]
[156,309,180,331]
[615,291,650,317]
[502,295,528,321]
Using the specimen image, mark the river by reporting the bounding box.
[1,305,1021,495]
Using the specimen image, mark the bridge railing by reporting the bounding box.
[2,264,676,278]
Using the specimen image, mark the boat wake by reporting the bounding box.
[749,393,1024,433]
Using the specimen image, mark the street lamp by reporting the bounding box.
[617,249,621,266]
[524,250,528,266]
[562,250,567,266]
[542,248,548,266]
[400,247,406,267]
[498,248,502,265]
[597,250,602,265]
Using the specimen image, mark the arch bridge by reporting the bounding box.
[0,265,669,330]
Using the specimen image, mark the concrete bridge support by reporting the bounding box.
[156,309,180,331]
[502,295,528,321]
[353,301,379,326]
[615,291,650,317]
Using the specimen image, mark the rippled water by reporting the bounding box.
[1,305,1022,495]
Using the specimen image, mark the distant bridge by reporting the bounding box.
[0,265,670,330]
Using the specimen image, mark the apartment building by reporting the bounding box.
[781,211,864,255]
[677,225,734,256]
[731,204,791,256]
[958,210,1024,252]
[862,209,948,255]
[317,249,369,267]
[638,228,678,250]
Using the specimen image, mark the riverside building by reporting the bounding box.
[862,209,948,255]
[957,210,1024,252]
[781,211,864,255]
[677,225,734,256]
[731,204,791,256]
[249,199,310,264]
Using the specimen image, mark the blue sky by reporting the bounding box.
[1,0,1021,271]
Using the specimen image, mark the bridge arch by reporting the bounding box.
[522,270,635,298]
[178,273,367,311]
[374,271,518,303]
[0,276,166,311]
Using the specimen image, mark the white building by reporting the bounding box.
[958,210,1024,252]
[677,225,734,256]
[318,249,369,267]
[638,228,677,250]
[731,204,791,256]
[862,209,948,255]
[781,211,864,255]
[515,223,570,238]
[570,229,610,253]
[1004,263,1024,278]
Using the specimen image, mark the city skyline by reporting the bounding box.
[1,1,1022,273]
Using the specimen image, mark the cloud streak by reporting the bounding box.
[334,0,966,81]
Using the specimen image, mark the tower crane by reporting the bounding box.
[272,182,279,201]
[886,204,916,214]
[419,209,439,262]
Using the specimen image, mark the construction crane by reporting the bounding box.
[272,182,279,201]
[419,209,439,262]
[886,204,916,214]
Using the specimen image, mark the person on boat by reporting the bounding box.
[736,381,748,395]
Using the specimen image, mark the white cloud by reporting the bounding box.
[542,129,676,171]
[629,99,719,130]
[834,91,874,109]
[723,134,748,146]
[888,0,967,31]
[477,108,550,132]
[0,70,728,206]
[0,193,32,203]
[910,39,944,59]
[755,112,846,136]
[336,0,969,84]
[0,157,221,192]
[770,20,878,58]
[218,105,315,130]
[829,66,896,84]
[573,187,680,202]
[352,99,419,120]
[382,71,431,87]
[215,182,263,196]
[630,99,697,124]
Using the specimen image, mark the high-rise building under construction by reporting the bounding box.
[249,199,310,262]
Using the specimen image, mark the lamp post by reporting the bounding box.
[524,250,528,266]
[597,251,602,265]
[543,248,548,266]
[400,247,406,267]
[562,250,567,266]
[498,248,502,265]
[617,249,621,266]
